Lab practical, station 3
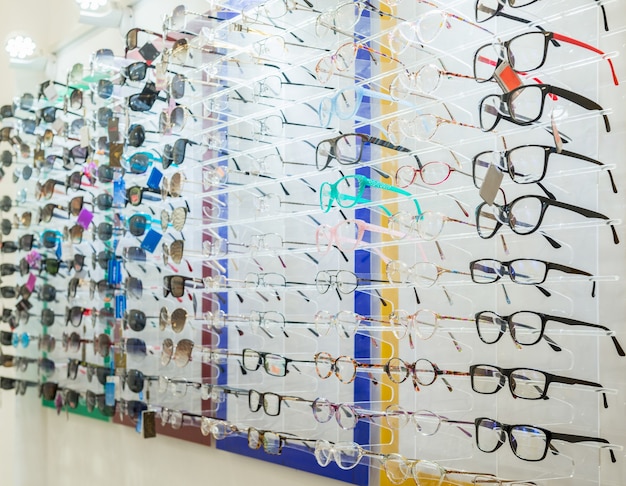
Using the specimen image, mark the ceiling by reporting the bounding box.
[0,0,136,105]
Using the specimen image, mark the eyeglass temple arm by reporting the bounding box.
[552,33,618,85]
[593,0,609,31]
[545,314,624,356]
[552,147,618,193]
[550,433,617,462]
[539,196,619,244]
[547,372,610,408]
[548,85,610,132]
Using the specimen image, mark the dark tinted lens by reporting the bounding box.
[97,80,114,99]
[70,118,85,134]
[126,309,147,332]
[97,223,113,241]
[71,254,85,272]
[125,247,146,262]
[42,231,58,248]
[19,258,29,276]
[162,145,173,169]
[65,389,80,408]
[173,139,189,164]
[129,215,148,236]
[127,62,147,81]
[97,107,112,127]
[0,331,13,345]
[44,259,61,275]
[127,125,145,147]
[95,193,113,211]
[126,338,147,357]
[0,263,15,276]
[22,119,36,134]
[1,286,16,298]
[67,359,80,379]
[2,241,17,253]
[40,382,58,401]
[1,219,11,235]
[70,89,83,109]
[38,358,56,376]
[129,93,156,112]
[128,154,150,174]
[126,277,143,299]
[95,366,110,385]
[20,93,34,110]
[42,107,57,123]
[41,308,55,327]
[98,307,116,327]
[126,369,145,393]
[97,165,114,182]
[95,334,112,357]
[1,151,13,167]
[171,75,185,99]
[39,284,56,302]
[41,203,57,222]
[1,196,12,211]
[70,145,88,162]
[21,166,32,181]
[126,400,148,420]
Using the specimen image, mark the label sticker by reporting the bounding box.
[141,230,162,253]
[147,168,163,190]
[79,125,90,148]
[113,179,126,206]
[494,62,523,93]
[77,209,94,229]
[479,164,504,205]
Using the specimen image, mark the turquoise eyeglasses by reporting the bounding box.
[320,174,421,216]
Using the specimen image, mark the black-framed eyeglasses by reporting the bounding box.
[474,417,617,463]
[248,389,308,417]
[470,364,607,403]
[475,194,618,244]
[474,310,625,356]
[479,84,610,133]
[469,258,592,292]
[162,138,198,168]
[472,145,618,194]
[474,31,618,85]
[474,0,609,32]
[316,132,417,173]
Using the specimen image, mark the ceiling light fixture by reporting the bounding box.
[5,35,36,59]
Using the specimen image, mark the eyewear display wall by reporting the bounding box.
[0,1,624,486]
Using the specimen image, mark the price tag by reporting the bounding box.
[108,117,120,143]
[479,164,504,205]
[147,168,163,190]
[141,230,162,253]
[113,179,126,206]
[142,410,157,438]
[43,84,58,101]
[139,42,159,63]
[115,294,126,318]
[77,209,94,229]
[494,62,522,93]
[107,259,122,284]
[105,376,117,406]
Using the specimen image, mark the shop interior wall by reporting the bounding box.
[0,0,344,484]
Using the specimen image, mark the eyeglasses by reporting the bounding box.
[387,260,470,288]
[316,133,417,171]
[474,31,618,86]
[470,364,607,402]
[314,351,384,384]
[316,219,400,254]
[312,397,382,430]
[388,210,473,241]
[469,258,592,287]
[161,338,229,367]
[387,10,490,52]
[162,138,199,168]
[395,160,471,187]
[475,310,624,356]
[67,359,111,385]
[315,1,398,38]
[388,113,481,145]
[163,275,206,298]
[384,404,473,437]
[472,145,618,193]
[314,440,376,470]
[315,269,387,295]
[200,417,239,439]
[314,310,386,338]
[474,0,609,33]
[318,86,399,127]
[476,194,617,243]
[320,174,421,216]
[384,357,469,391]
[241,348,313,377]
[315,42,403,84]
[85,391,116,416]
[0,377,37,395]
[479,84,610,133]
[390,308,472,345]
[249,389,308,417]
[389,64,477,99]
[475,417,617,462]
[120,369,158,393]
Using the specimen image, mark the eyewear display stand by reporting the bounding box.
[0,1,624,486]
